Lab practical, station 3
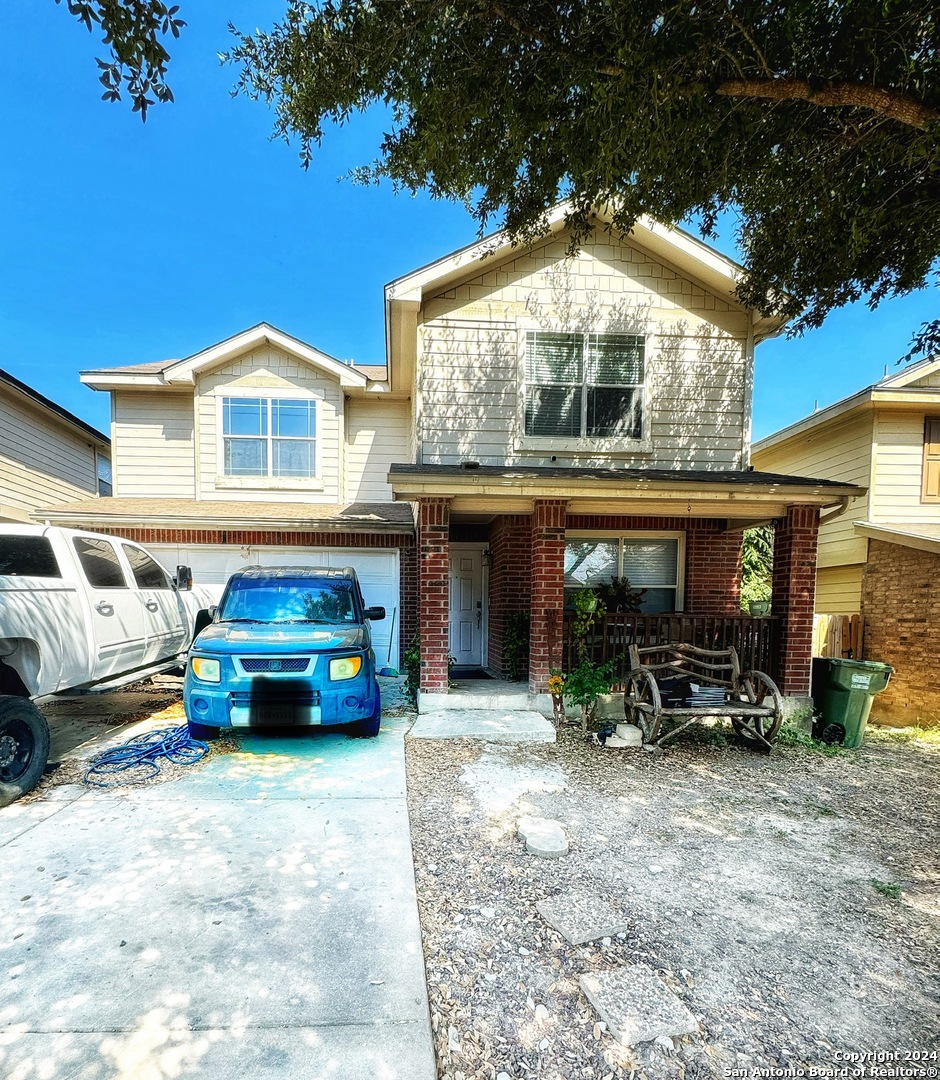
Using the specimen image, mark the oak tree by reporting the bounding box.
[225,0,939,345]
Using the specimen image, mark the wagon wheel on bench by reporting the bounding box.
[625,669,663,744]
[732,670,784,751]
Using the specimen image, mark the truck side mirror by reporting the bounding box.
[175,565,193,592]
[363,606,386,621]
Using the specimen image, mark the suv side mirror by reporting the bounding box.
[363,606,386,621]
[192,606,216,640]
[175,565,193,592]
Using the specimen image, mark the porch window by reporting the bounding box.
[221,397,317,479]
[564,535,681,613]
[524,331,644,439]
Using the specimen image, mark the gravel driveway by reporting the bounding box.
[405,726,940,1080]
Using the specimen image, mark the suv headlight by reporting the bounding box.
[191,656,221,683]
[329,656,362,681]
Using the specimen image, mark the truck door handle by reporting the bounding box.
[95,601,114,615]
[145,600,159,612]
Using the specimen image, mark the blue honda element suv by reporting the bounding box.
[184,566,385,739]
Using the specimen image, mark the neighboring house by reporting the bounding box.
[0,366,111,523]
[753,357,940,725]
[42,206,861,701]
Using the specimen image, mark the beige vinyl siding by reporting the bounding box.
[418,235,751,469]
[752,413,873,569]
[871,410,940,522]
[195,345,343,503]
[0,391,99,519]
[345,398,411,501]
[907,370,940,389]
[112,391,195,498]
[815,565,863,615]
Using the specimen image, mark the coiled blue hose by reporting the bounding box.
[84,725,209,788]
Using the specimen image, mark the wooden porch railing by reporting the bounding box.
[562,612,781,686]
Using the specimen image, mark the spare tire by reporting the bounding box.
[0,697,50,808]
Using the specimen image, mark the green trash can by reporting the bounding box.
[816,659,894,747]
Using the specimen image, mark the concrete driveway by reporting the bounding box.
[0,713,436,1080]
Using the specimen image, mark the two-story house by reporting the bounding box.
[43,206,861,704]
[753,358,940,724]
[1,366,111,523]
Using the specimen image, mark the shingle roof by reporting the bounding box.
[36,498,414,532]
[387,463,858,489]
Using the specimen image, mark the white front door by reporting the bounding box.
[449,547,484,667]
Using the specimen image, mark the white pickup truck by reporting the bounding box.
[0,524,203,806]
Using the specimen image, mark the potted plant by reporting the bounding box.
[597,575,646,613]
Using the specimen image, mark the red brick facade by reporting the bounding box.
[528,500,568,693]
[417,498,451,691]
[486,515,532,677]
[862,539,940,726]
[771,505,820,695]
[92,525,418,667]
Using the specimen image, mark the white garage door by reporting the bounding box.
[148,543,400,663]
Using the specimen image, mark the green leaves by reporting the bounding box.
[225,0,940,334]
[57,0,185,119]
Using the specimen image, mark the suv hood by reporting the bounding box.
[193,621,366,654]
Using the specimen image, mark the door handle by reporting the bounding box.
[145,600,159,612]
[476,609,482,628]
[95,601,114,615]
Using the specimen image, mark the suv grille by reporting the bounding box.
[240,657,311,673]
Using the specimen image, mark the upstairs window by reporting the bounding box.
[96,453,112,497]
[222,397,317,479]
[922,417,940,502]
[524,331,645,439]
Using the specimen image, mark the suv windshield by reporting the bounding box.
[218,578,357,624]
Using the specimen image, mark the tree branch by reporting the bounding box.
[716,77,939,130]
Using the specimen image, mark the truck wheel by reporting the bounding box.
[0,698,51,808]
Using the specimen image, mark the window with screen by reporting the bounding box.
[524,332,644,439]
[122,544,172,589]
[564,535,681,613]
[73,537,127,589]
[222,397,317,479]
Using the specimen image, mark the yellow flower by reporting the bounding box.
[548,673,565,695]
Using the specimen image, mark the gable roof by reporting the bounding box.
[0,366,109,446]
[81,323,374,391]
[753,356,940,455]
[877,353,940,389]
[383,203,789,395]
[386,203,784,333]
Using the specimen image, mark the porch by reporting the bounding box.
[388,463,864,705]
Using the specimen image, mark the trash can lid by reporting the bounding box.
[827,658,895,674]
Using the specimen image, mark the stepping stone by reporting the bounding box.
[579,965,699,1046]
[536,889,628,945]
[614,724,644,746]
[517,815,569,859]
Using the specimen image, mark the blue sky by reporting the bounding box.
[1,2,936,443]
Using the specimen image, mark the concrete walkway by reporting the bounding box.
[0,715,436,1080]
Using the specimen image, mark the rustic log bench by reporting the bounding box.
[623,642,784,750]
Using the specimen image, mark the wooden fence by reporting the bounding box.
[812,614,862,659]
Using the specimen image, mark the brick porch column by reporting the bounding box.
[772,505,820,695]
[418,497,451,693]
[528,499,568,694]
